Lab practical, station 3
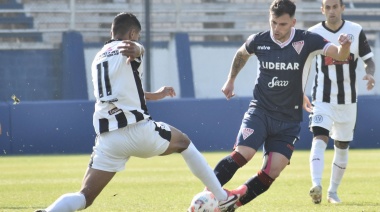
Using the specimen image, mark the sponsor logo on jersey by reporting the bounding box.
[99,49,119,58]
[313,115,323,123]
[268,76,289,88]
[257,45,271,50]
[347,34,354,43]
[108,107,123,115]
[261,61,299,70]
[292,40,304,54]
[242,128,254,140]
[101,98,118,103]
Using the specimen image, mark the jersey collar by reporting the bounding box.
[270,27,295,48]
[105,38,123,44]
[322,20,345,33]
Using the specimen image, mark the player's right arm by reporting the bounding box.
[222,44,251,100]
[324,33,352,61]
[117,40,144,64]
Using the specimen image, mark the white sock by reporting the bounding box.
[181,142,227,201]
[46,192,86,212]
[328,146,348,193]
[310,139,327,187]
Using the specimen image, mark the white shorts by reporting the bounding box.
[89,119,171,172]
[309,102,357,141]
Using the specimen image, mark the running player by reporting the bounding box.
[308,0,376,204]
[35,12,244,212]
[211,0,352,211]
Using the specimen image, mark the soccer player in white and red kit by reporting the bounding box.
[212,0,353,211]
[308,0,376,204]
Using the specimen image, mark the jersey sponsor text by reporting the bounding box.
[261,61,299,70]
[268,76,289,88]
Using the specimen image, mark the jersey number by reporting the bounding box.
[96,61,112,98]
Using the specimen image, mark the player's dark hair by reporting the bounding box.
[322,0,344,6]
[112,12,141,37]
[270,0,296,18]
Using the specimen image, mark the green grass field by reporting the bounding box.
[0,149,379,212]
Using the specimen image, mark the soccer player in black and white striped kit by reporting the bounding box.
[308,0,376,205]
[35,12,244,212]
[211,0,353,211]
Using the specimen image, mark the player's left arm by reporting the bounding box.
[145,86,176,101]
[357,29,376,90]
[363,57,376,90]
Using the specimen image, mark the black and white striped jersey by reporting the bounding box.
[308,20,373,104]
[245,28,331,121]
[91,40,150,134]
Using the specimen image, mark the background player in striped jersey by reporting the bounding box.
[35,12,243,212]
[211,0,353,211]
[307,0,376,204]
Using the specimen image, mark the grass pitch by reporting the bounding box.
[0,149,379,212]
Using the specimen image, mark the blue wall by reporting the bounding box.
[0,31,87,102]
[0,49,61,101]
[0,96,379,155]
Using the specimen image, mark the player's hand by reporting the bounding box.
[221,80,235,100]
[117,40,144,64]
[338,33,352,46]
[145,86,176,101]
[363,74,375,91]
[303,95,313,113]
[156,86,176,98]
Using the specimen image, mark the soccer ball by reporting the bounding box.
[188,191,220,212]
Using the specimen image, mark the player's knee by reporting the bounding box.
[263,168,281,179]
[173,133,191,153]
[334,140,349,149]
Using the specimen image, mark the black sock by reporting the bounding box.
[214,151,247,186]
[239,170,274,205]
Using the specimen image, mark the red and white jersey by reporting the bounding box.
[91,40,150,134]
[308,20,373,104]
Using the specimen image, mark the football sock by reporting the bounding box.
[45,192,86,212]
[328,146,348,193]
[214,151,247,186]
[181,142,227,201]
[239,170,274,205]
[310,139,327,186]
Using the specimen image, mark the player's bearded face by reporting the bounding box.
[269,13,295,43]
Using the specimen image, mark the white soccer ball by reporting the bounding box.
[188,191,220,212]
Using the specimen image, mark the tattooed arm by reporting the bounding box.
[222,44,251,100]
[363,57,376,90]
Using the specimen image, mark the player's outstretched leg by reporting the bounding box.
[165,125,229,202]
[34,192,86,212]
[214,151,248,186]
